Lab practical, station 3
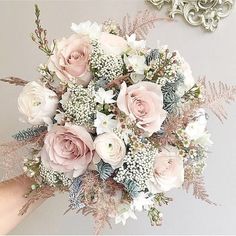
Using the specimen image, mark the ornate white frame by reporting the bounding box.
[147,0,234,32]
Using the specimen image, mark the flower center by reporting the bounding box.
[68,51,84,64]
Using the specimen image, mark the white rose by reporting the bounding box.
[18,81,58,125]
[94,132,126,169]
[147,146,184,193]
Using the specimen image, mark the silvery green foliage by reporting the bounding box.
[69,177,85,210]
[146,49,159,65]
[123,179,140,198]
[161,74,184,113]
[94,77,109,90]
[13,126,47,141]
[97,161,114,180]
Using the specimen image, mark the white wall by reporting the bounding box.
[0,0,236,234]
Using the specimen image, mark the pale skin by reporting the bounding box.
[0,175,44,234]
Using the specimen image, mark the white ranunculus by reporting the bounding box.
[94,132,126,169]
[146,146,184,193]
[71,21,101,39]
[18,81,58,126]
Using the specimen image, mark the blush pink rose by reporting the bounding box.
[48,34,92,86]
[117,81,167,136]
[146,146,184,193]
[100,32,128,55]
[41,124,94,178]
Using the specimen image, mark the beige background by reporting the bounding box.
[0,0,236,235]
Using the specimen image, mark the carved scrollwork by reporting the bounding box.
[147,0,234,32]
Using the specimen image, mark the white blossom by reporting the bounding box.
[71,21,101,39]
[126,34,146,50]
[115,204,137,225]
[131,192,154,212]
[94,111,118,134]
[185,109,213,147]
[175,51,195,97]
[95,88,116,104]
[124,55,147,75]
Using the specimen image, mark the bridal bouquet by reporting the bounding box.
[1,5,236,234]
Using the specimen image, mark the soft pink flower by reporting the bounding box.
[100,32,128,55]
[117,81,167,136]
[48,34,92,86]
[147,146,184,193]
[41,124,94,178]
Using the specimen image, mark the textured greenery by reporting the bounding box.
[148,207,162,226]
[68,177,85,210]
[97,161,114,180]
[13,126,47,141]
[161,74,184,113]
[123,179,140,198]
[154,193,173,206]
[146,49,159,65]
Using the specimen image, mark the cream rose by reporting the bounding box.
[18,81,58,125]
[100,32,128,55]
[48,34,92,86]
[41,124,94,178]
[94,132,126,169]
[147,146,184,193]
[117,81,167,136]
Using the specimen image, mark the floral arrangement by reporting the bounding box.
[1,5,236,234]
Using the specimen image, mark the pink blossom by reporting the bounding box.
[48,34,92,86]
[41,124,94,178]
[117,81,167,136]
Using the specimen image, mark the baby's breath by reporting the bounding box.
[90,40,124,82]
[115,138,157,190]
[40,164,72,187]
[62,82,96,130]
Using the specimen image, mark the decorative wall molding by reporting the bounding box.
[147,0,234,32]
